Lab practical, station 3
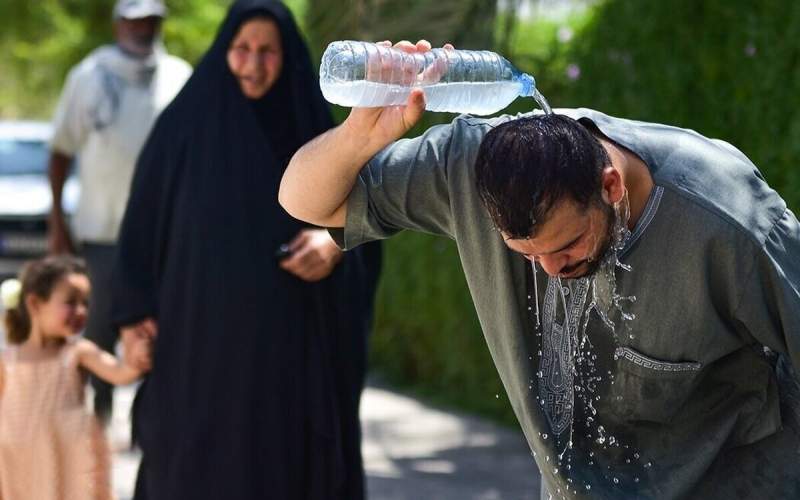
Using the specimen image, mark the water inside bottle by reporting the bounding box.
[322,80,553,116]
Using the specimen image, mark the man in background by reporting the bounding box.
[48,0,191,425]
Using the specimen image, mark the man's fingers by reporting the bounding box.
[394,40,416,53]
[416,40,432,52]
[443,43,455,51]
[403,89,426,128]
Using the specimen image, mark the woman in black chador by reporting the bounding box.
[112,1,381,498]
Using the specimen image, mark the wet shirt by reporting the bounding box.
[331,108,800,499]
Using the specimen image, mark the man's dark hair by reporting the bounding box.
[475,114,610,239]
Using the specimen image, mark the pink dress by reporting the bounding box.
[0,340,112,500]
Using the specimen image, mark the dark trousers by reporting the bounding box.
[82,242,118,424]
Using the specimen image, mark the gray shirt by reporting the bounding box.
[332,108,800,499]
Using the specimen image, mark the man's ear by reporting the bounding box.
[600,166,625,205]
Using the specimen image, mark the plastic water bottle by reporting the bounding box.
[319,40,550,116]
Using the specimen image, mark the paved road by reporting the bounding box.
[106,383,541,500]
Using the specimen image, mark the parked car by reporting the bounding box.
[0,121,79,280]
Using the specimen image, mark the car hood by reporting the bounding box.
[0,175,79,216]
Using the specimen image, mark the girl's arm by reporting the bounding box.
[75,338,149,386]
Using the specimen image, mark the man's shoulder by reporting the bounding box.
[65,45,114,82]
[158,52,192,75]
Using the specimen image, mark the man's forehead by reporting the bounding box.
[501,202,587,252]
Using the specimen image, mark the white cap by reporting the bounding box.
[113,0,167,20]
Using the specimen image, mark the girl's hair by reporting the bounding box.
[4,255,88,344]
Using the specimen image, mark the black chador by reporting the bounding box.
[112,1,381,498]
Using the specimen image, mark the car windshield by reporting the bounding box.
[0,139,48,175]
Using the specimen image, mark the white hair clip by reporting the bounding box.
[1,279,22,310]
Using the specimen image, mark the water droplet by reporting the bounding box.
[613,477,619,484]
[644,462,652,468]
[542,434,548,440]
[585,484,591,491]
[634,477,640,483]
[634,452,640,459]
[553,467,559,474]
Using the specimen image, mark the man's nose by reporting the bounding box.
[537,254,568,277]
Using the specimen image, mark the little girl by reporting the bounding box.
[0,255,151,500]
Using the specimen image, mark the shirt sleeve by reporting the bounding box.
[735,207,800,371]
[50,66,91,156]
[329,119,459,250]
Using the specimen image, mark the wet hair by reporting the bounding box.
[475,114,610,239]
[3,255,87,344]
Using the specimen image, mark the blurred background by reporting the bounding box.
[1,0,799,429]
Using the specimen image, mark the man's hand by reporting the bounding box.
[47,151,74,255]
[279,229,343,282]
[47,212,74,255]
[345,40,455,152]
[120,317,157,372]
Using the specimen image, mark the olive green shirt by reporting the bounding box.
[332,108,800,499]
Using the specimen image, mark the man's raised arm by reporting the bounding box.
[279,40,438,228]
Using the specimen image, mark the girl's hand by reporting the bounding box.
[279,229,343,282]
[125,336,153,373]
[120,318,157,372]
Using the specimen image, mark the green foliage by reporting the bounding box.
[552,0,800,210]
[369,232,517,425]
[0,0,230,119]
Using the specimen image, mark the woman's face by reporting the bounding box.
[227,18,284,99]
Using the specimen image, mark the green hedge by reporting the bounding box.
[367,0,800,424]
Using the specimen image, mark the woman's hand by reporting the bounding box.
[279,229,343,282]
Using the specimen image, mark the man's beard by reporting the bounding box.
[119,34,158,57]
[562,202,617,279]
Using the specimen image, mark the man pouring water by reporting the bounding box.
[279,40,800,499]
